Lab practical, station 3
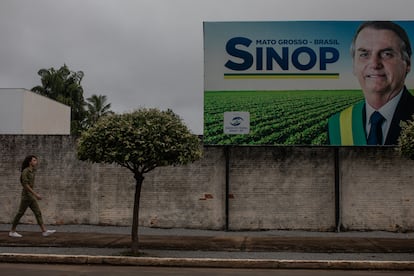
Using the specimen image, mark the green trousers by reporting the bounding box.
[11,196,44,228]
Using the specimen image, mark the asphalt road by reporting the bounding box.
[2,263,414,276]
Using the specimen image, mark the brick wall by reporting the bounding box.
[340,147,414,231]
[1,135,413,232]
[228,147,335,231]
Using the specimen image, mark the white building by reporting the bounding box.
[0,88,71,135]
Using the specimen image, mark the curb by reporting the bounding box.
[1,253,414,270]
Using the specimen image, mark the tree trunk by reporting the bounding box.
[131,173,144,254]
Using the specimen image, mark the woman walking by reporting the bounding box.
[9,155,55,238]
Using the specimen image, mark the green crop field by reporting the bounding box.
[204,90,364,145]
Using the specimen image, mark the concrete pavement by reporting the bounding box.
[0,224,413,270]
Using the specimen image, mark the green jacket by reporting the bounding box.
[20,167,36,200]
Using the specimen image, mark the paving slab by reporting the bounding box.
[1,225,413,270]
[1,231,414,253]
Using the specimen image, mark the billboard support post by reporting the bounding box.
[334,147,341,232]
[224,146,230,231]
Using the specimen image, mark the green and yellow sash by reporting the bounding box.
[328,101,367,145]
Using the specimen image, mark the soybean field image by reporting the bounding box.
[204,90,364,145]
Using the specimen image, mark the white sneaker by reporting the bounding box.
[42,230,56,237]
[9,231,22,238]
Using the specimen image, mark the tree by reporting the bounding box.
[84,94,114,128]
[76,108,202,254]
[31,64,86,136]
[398,116,414,159]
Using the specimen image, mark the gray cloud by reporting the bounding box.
[1,0,414,134]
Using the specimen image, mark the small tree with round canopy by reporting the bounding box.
[399,116,414,160]
[77,108,202,254]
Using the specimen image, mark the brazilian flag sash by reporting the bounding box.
[328,101,367,145]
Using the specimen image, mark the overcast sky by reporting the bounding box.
[1,0,414,134]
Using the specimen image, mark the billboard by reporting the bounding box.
[203,21,414,146]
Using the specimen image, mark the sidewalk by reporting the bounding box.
[0,224,414,269]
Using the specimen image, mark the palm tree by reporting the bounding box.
[84,94,114,127]
[32,64,86,136]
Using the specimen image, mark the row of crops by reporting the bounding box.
[204,90,364,145]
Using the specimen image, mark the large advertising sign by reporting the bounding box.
[203,21,414,146]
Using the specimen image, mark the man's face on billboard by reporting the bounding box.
[353,27,410,98]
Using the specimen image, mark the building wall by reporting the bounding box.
[0,89,70,135]
[22,90,71,135]
[1,135,413,232]
[0,89,23,134]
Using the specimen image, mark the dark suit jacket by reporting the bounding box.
[380,87,414,145]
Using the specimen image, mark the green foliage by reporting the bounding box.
[77,108,202,174]
[204,90,364,145]
[398,116,414,159]
[31,64,86,136]
[84,94,114,128]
